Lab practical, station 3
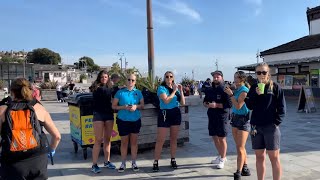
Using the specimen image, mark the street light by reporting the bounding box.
[118,53,124,71]
[146,0,155,80]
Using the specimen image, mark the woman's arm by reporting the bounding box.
[177,85,185,105]
[112,98,129,111]
[159,91,177,104]
[230,92,247,110]
[43,109,61,150]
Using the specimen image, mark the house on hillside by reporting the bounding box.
[237,6,320,91]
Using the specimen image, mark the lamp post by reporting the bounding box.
[23,49,26,78]
[147,0,155,80]
[118,52,124,71]
[125,57,128,70]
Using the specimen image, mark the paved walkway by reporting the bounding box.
[45,97,320,180]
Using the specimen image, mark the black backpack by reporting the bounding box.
[1,100,48,162]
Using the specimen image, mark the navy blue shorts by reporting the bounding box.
[158,107,182,128]
[116,118,141,136]
[93,112,114,122]
[231,114,250,132]
[207,111,228,137]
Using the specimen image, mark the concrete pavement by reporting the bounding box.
[45,96,320,180]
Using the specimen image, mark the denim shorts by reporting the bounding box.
[157,107,182,128]
[93,112,114,122]
[230,114,250,132]
[116,118,141,136]
[251,124,281,150]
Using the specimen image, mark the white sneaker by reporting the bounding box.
[211,156,221,164]
[216,158,227,169]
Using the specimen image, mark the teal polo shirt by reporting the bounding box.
[232,85,249,115]
[114,87,143,121]
[157,85,180,110]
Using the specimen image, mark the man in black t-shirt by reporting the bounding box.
[68,80,75,91]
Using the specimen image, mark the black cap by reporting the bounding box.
[211,70,223,77]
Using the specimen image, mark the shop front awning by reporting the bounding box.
[236,56,320,71]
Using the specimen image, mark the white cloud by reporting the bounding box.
[154,14,175,26]
[154,0,202,23]
[245,0,263,16]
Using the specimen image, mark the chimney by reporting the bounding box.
[307,6,320,35]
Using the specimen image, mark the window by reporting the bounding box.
[299,66,309,73]
[54,72,62,77]
[278,68,286,73]
[287,67,295,73]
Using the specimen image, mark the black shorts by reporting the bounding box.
[207,111,228,137]
[93,112,114,122]
[231,114,250,132]
[158,107,182,128]
[1,154,48,180]
[251,124,281,150]
[116,118,141,136]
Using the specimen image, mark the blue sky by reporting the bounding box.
[0,0,319,81]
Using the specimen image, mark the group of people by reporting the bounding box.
[89,62,286,180]
[89,70,185,174]
[0,62,285,180]
[203,62,286,180]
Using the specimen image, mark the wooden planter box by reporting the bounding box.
[137,104,189,150]
[41,89,57,101]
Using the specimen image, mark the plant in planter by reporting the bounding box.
[40,80,58,89]
[80,74,88,83]
[0,80,5,90]
[136,74,161,107]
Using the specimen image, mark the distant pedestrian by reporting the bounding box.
[246,62,286,180]
[112,73,144,173]
[56,83,63,102]
[202,78,212,94]
[224,71,251,180]
[197,81,203,98]
[32,83,41,101]
[90,70,116,173]
[152,71,185,172]
[203,70,232,169]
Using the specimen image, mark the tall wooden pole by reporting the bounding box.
[147,0,155,80]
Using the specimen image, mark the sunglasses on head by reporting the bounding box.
[127,79,135,82]
[166,75,173,79]
[256,71,268,75]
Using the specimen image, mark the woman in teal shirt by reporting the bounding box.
[112,73,144,173]
[152,71,185,172]
[224,71,251,180]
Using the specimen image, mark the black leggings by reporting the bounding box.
[1,154,48,180]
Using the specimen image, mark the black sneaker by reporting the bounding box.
[234,171,241,180]
[153,161,159,172]
[241,165,251,176]
[170,159,178,169]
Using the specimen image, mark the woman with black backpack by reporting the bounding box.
[152,71,185,172]
[0,78,61,180]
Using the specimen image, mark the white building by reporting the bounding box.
[237,6,320,90]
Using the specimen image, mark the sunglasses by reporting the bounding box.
[166,76,173,79]
[127,79,135,82]
[256,71,268,75]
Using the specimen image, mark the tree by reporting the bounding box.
[108,62,121,75]
[27,48,61,64]
[79,56,94,67]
